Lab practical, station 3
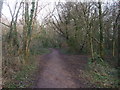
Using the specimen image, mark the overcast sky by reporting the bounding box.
[1,0,62,22]
[1,0,118,23]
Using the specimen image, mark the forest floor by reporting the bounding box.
[33,49,92,88]
[4,48,118,88]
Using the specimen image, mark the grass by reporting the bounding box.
[5,55,37,88]
[60,48,119,88]
[84,57,119,88]
[30,46,50,55]
[5,48,50,88]
[60,48,81,55]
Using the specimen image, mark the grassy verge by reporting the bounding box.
[30,47,50,55]
[84,58,119,88]
[59,48,119,88]
[4,48,50,88]
[4,55,37,88]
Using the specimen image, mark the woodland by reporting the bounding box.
[0,0,120,88]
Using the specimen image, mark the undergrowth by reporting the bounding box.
[60,48,81,55]
[85,54,119,88]
[4,55,37,88]
[4,48,50,88]
[30,46,50,55]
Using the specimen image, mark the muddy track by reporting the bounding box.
[35,49,80,88]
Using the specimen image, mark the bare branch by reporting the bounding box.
[0,22,10,27]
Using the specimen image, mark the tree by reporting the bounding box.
[117,1,120,67]
[98,0,104,58]
[22,0,36,63]
[0,0,3,88]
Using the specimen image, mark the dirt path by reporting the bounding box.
[36,49,79,88]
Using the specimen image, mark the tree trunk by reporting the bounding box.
[98,1,104,58]
[23,1,35,63]
[0,0,3,88]
[118,1,120,67]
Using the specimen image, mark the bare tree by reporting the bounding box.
[22,0,36,63]
[117,1,120,67]
[98,0,104,58]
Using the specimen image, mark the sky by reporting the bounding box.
[1,0,118,23]
[2,0,62,22]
